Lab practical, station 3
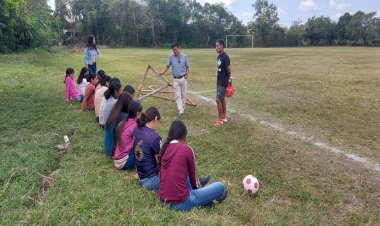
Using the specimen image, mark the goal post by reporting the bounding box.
[226,35,254,48]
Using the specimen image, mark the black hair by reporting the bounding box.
[137,106,161,128]
[66,68,74,75]
[127,100,142,119]
[86,73,97,82]
[97,70,105,79]
[216,39,225,48]
[64,67,75,83]
[106,92,132,128]
[114,100,143,152]
[99,75,111,86]
[87,35,97,50]
[123,85,135,96]
[159,120,187,163]
[104,78,121,100]
[77,67,88,84]
[171,42,179,49]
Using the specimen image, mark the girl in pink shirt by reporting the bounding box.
[64,68,82,102]
[113,101,143,170]
[80,73,98,111]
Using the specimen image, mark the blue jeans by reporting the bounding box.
[170,182,225,211]
[88,63,97,75]
[140,175,160,191]
[122,151,136,170]
[77,94,84,102]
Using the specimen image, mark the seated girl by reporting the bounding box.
[133,107,162,191]
[80,73,98,111]
[99,78,121,126]
[64,68,82,102]
[159,120,227,211]
[112,101,143,170]
[104,92,132,157]
[77,67,89,98]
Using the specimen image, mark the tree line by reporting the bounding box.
[1,0,379,53]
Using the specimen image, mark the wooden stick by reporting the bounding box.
[149,65,172,86]
[136,65,150,99]
[137,84,170,101]
[136,64,196,106]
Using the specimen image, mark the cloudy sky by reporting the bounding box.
[48,0,379,27]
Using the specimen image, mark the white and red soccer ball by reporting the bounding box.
[242,175,259,195]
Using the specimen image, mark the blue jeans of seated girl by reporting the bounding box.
[170,182,225,212]
[77,94,84,102]
[122,151,136,170]
[140,175,160,191]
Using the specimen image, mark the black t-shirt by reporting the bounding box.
[217,52,230,87]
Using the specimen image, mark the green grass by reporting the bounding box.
[0,47,379,225]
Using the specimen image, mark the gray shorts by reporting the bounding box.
[217,85,226,100]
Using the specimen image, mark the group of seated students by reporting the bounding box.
[64,67,228,211]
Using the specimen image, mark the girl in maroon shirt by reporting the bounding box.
[159,120,228,211]
[80,73,98,111]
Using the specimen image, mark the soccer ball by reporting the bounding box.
[242,175,259,195]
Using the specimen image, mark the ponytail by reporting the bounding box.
[104,88,111,99]
[136,107,160,128]
[113,119,127,155]
[137,113,147,128]
[158,136,174,163]
[158,120,187,165]
[105,78,121,100]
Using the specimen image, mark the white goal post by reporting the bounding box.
[226,35,254,48]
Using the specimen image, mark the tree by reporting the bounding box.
[304,16,336,45]
[248,0,279,46]
[267,25,285,46]
[285,21,303,46]
[336,12,352,45]
[347,11,377,45]
[0,0,59,52]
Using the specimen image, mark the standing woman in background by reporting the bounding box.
[84,35,100,75]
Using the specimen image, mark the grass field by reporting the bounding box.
[0,47,379,225]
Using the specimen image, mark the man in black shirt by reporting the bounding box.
[214,39,231,126]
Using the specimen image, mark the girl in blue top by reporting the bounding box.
[133,107,162,191]
[84,35,100,74]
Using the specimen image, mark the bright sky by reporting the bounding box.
[197,0,380,27]
[48,0,379,27]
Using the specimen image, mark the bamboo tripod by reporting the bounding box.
[136,64,196,106]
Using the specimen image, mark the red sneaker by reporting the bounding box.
[214,119,223,126]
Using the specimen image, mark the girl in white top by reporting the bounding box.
[77,67,89,96]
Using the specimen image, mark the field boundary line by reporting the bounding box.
[188,91,380,174]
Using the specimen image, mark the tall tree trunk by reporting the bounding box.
[96,22,99,45]
[151,19,155,46]
[133,11,139,46]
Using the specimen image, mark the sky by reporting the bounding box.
[48,0,380,27]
